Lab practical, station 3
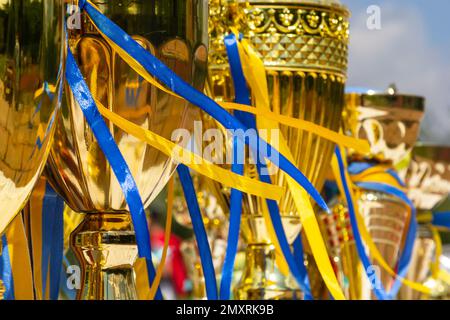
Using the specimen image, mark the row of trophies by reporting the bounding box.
[0,0,449,300]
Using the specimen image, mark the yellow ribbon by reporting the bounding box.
[84,0,369,155]
[82,2,372,299]
[148,177,174,300]
[4,215,34,300]
[96,102,283,201]
[331,148,431,295]
[430,227,442,280]
[236,35,346,299]
[27,178,46,300]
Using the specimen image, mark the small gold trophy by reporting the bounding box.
[399,145,450,299]
[0,0,64,234]
[45,0,209,300]
[326,87,426,299]
[208,0,349,299]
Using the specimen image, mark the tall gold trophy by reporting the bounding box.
[208,0,349,299]
[399,145,450,299]
[45,0,208,300]
[328,87,426,299]
[0,0,64,295]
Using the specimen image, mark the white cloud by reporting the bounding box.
[346,3,450,144]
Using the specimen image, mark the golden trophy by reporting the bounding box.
[45,0,208,300]
[398,144,450,299]
[0,0,64,297]
[325,87,425,299]
[208,0,349,299]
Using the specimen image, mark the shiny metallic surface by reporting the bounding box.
[320,203,361,299]
[325,89,426,299]
[406,144,450,210]
[398,225,435,300]
[398,145,450,299]
[345,90,425,168]
[208,0,349,299]
[71,212,138,300]
[0,0,64,234]
[45,0,209,300]
[357,190,411,299]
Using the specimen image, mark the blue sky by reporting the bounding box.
[342,0,450,144]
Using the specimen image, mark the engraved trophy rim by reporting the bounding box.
[235,0,350,16]
[346,87,425,112]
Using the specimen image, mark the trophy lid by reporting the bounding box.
[346,84,425,112]
[407,143,450,211]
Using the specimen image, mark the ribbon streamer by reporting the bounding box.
[79,0,329,214]
[76,0,373,299]
[0,216,34,300]
[177,165,218,300]
[219,136,244,300]
[65,46,163,300]
[232,33,344,299]
[224,33,313,298]
[332,148,430,298]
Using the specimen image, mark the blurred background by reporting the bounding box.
[342,0,450,145]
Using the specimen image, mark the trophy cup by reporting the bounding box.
[398,144,450,299]
[326,87,426,299]
[0,0,64,234]
[45,0,208,300]
[208,0,349,299]
[0,0,64,298]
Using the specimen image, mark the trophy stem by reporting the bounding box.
[234,244,301,300]
[71,212,138,300]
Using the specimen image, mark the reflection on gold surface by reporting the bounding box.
[406,145,450,211]
[45,0,208,300]
[208,0,349,299]
[326,89,426,299]
[344,89,425,170]
[0,0,64,234]
[399,145,450,299]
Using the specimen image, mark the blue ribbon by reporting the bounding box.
[41,183,65,300]
[177,165,218,300]
[431,212,450,229]
[77,2,328,300]
[78,0,329,214]
[335,149,389,300]
[219,136,244,300]
[338,154,417,300]
[65,46,162,300]
[218,33,247,300]
[224,33,313,300]
[0,235,14,300]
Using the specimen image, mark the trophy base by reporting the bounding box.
[234,244,303,300]
[71,212,138,300]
